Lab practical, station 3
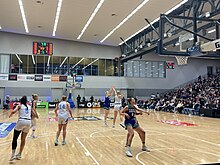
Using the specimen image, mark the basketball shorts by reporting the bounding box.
[125,118,139,129]
[58,116,68,125]
[114,104,122,111]
[15,119,31,133]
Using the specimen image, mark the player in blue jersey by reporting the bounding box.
[104,90,112,126]
[120,98,150,157]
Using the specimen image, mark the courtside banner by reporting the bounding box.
[8,74,17,81]
[25,75,35,81]
[59,76,67,82]
[35,75,43,81]
[0,123,16,138]
[51,75,59,82]
[0,74,8,80]
[43,75,51,81]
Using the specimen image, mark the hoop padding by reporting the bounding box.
[175,56,188,65]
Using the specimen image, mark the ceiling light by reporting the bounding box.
[175,42,180,46]
[72,58,84,69]
[32,55,35,65]
[134,49,138,53]
[15,54,23,63]
[18,0,29,33]
[101,0,150,43]
[0,26,2,30]
[189,37,194,41]
[52,0,63,36]
[60,57,68,67]
[47,56,50,66]
[208,29,216,34]
[82,58,99,69]
[118,0,188,45]
[77,0,105,40]
[121,54,126,58]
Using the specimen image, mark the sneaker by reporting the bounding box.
[54,140,58,146]
[142,145,150,152]
[32,135,37,139]
[120,123,125,128]
[126,149,133,157]
[15,153,21,160]
[104,121,108,126]
[112,125,115,128]
[9,155,15,162]
[62,140,66,145]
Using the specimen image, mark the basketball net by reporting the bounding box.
[175,56,188,65]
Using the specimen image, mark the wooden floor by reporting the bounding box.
[0,108,220,165]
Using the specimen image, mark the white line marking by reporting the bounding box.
[75,137,100,165]
[136,151,146,165]
[136,148,220,165]
[177,133,220,147]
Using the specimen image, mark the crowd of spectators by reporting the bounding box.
[137,74,220,115]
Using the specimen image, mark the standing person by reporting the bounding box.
[9,96,33,161]
[30,94,39,138]
[120,98,150,157]
[76,95,81,108]
[112,87,124,128]
[3,95,10,110]
[54,95,73,146]
[103,90,112,126]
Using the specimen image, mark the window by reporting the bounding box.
[106,59,113,76]
[124,60,166,78]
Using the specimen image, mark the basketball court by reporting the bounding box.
[0,0,220,164]
[0,108,219,165]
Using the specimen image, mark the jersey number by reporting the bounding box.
[59,104,66,109]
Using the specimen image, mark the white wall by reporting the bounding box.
[0,32,120,59]
[0,32,220,100]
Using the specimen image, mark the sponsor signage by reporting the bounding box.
[26,75,35,81]
[43,75,51,81]
[75,76,83,82]
[0,123,16,138]
[0,74,8,80]
[51,75,59,82]
[8,74,17,81]
[59,76,67,82]
[35,75,43,81]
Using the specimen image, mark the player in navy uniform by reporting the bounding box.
[9,96,35,161]
[103,90,112,126]
[30,94,39,138]
[120,98,150,157]
[54,96,73,146]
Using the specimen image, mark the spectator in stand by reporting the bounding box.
[76,95,81,108]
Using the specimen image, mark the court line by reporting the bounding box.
[177,133,220,147]
[136,148,220,165]
[75,137,100,165]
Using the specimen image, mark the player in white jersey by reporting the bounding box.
[9,96,34,161]
[54,95,73,146]
[30,94,39,138]
[112,87,124,128]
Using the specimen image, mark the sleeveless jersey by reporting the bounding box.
[19,104,31,120]
[105,96,110,107]
[115,95,121,104]
[125,104,136,120]
[31,100,37,108]
[58,101,68,118]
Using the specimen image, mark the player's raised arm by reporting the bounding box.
[134,104,150,115]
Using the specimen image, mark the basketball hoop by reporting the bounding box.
[175,56,188,65]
